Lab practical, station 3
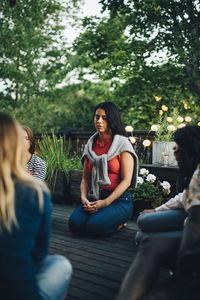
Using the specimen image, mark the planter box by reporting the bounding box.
[69,169,83,205]
[132,199,153,220]
[51,170,70,204]
[152,141,177,167]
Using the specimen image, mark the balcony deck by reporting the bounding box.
[50,204,138,300]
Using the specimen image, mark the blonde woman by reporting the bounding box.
[0,112,72,300]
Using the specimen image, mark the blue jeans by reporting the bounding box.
[135,209,187,244]
[68,189,133,237]
[36,255,72,300]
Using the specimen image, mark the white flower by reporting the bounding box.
[146,174,156,183]
[137,176,144,184]
[140,168,149,176]
[160,181,171,190]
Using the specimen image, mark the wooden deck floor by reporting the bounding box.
[49,204,138,300]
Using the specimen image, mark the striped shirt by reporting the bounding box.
[27,154,47,181]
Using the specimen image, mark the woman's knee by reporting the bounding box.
[68,216,84,234]
[86,219,108,237]
[52,255,72,279]
[137,213,156,231]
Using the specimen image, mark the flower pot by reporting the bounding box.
[132,199,153,220]
[51,170,70,204]
[69,169,83,205]
[152,141,177,167]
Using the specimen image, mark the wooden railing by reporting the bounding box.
[34,129,156,164]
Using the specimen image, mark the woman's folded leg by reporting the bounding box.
[35,254,72,300]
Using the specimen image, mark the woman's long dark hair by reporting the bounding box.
[174,125,200,189]
[94,102,127,136]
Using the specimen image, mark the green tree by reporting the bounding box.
[0,0,82,128]
[99,0,200,94]
[69,1,199,129]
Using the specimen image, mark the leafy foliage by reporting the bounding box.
[0,0,85,131]
[70,0,199,129]
[130,169,171,208]
[130,181,164,208]
[38,133,82,189]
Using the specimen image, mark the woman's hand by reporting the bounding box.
[140,209,155,214]
[81,197,90,208]
[81,198,96,213]
[87,199,108,213]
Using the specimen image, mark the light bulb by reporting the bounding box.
[129,137,136,144]
[161,105,168,111]
[185,116,192,122]
[143,139,151,147]
[166,117,173,122]
[178,123,186,128]
[151,124,159,131]
[177,116,184,123]
[167,125,176,131]
[125,125,133,132]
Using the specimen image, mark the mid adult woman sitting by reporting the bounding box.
[69,101,138,237]
[0,112,72,300]
[22,125,47,181]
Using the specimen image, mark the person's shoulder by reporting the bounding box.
[15,180,51,207]
[15,179,38,199]
[114,134,132,146]
[32,154,46,166]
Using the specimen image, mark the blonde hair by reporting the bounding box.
[0,112,48,232]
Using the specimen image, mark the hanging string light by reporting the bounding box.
[167,125,176,131]
[151,124,159,131]
[159,110,163,116]
[129,137,136,144]
[143,139,151,147]
[185,116,192,122]
[161,105,168,111]
[177,116,184,123]
[153,94,162,102]
[178,123,186,128]
[125,125,133,132]
[166,117,173,122]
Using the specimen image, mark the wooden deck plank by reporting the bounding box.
[50,204,138,300]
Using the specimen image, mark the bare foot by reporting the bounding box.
[118,223,127,231]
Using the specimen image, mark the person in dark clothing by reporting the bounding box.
[116,125,200,300]
[0,112,72,300]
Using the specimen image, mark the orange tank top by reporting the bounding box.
[88,137,121,189]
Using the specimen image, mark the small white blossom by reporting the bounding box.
[160,181,171,191]
[140,168,149,176]
[146,174,156,183]
[137,177,144,184]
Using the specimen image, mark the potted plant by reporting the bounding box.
[38,133,82,204]
[151,108,189,166]
[130,168,171,219]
